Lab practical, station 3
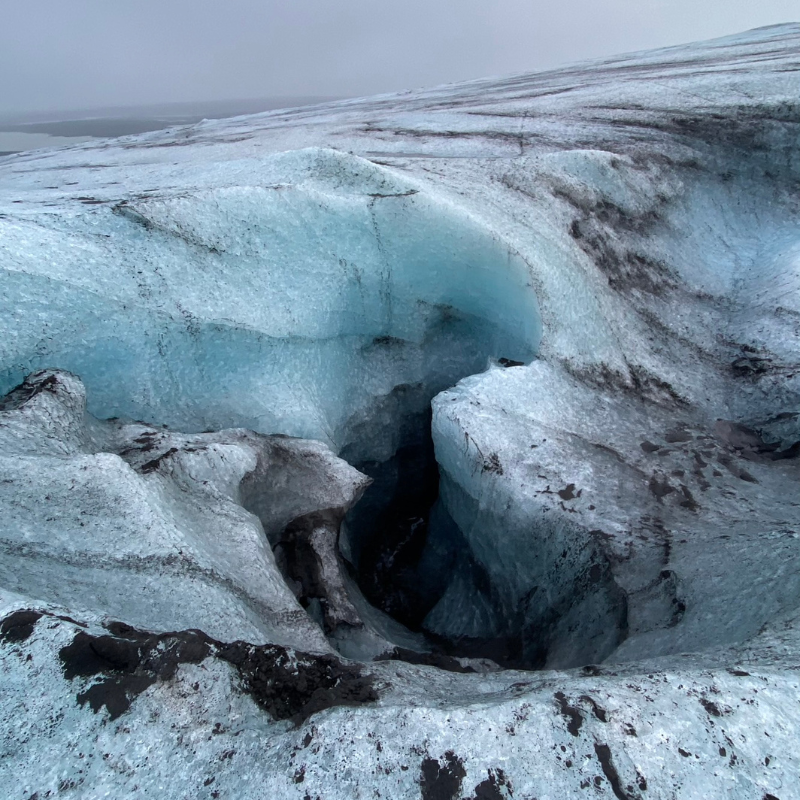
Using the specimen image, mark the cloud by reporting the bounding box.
[0,0,796,114]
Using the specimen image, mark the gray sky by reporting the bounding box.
[1,0,797,115]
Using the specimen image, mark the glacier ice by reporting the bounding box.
[0,148,540,446]
[0,144,550,662]
[1,22,800,800]
[0,369,372,650]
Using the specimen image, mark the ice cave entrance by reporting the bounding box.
[233,180,544,661]
[0,153,542,663]
[274,186,544,660]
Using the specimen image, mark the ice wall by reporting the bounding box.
[423,138,800,667]
[0,149,540,456]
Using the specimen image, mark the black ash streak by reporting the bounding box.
[554,691,583,736]
[594,743,639,800]
[54,617,377,724]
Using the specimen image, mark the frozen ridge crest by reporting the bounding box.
[1,23,800,800]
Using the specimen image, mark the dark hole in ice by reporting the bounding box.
[301,310,631,671]
[328,321,574,669]
[333,384,630,671]
[343,405,443,631]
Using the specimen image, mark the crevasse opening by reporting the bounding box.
[2,150,580,668]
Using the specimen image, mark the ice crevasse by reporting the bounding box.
[1,147,558,661]
[2,119,800,671]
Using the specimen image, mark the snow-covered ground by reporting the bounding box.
[1,23,799,799]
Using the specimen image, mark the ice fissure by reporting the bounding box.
[4,150,591,666]
[3,135,797,672]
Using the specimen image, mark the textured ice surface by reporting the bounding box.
[0,147,540,452]
[1,23,800,800]
[3,606,800,800]
[0,370,372,650]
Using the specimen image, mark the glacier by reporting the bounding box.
[1,23,800,800]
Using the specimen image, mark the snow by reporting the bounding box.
[1,22,799,800]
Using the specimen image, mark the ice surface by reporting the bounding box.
[3,608,800,800]
[0,370,370,651]
[1,22,800,800]
[0,148,540,457]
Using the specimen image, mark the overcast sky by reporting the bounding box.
[1,0,797,115]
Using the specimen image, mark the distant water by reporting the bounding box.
[0,132,94,154]
[0,97,336,155]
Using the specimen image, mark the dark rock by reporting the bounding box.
[420,751,467,800]
[0,609,44,643]
[57,623,377,724]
